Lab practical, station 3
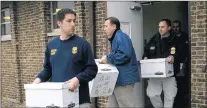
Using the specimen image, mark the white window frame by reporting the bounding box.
[1,8,11,41]
[50,1,60,32]
[48,1,75,36]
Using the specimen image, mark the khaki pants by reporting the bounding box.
[147,77,177,108]
[79,103,92,108]
[107,84,135,107]
[27,103,92,108]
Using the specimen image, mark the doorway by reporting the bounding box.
[141,1,190,108]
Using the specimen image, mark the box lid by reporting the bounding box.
[140,58,169,63]
[24,82,70,90]
[95,59,118,73]
[95,59,101,63]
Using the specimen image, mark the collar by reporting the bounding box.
[108,29,120,42]
[161,32,170,39]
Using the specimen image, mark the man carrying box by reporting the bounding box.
[143,19,178,108]
[32,8,98,108]
[100,17,140,107]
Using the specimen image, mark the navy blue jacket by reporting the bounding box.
[107,30,140,85]
[37,35,98,104]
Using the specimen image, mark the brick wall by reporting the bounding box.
[75,1,85,37]
[190,1,207,108]
[1,1,108,107]
[1,2,24,107]
[95,1,107,59]
[1,1,50,107]
[94,1,108,108]
[74,1,91,42]
[2,1,207,108]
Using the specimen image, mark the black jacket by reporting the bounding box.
[142,31,178,76]
[174,32,189,63]
[173,32,189,77]
[143,31,177,59]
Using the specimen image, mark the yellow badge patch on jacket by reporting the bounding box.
[51,49,57,55]
[72,47,78,54]
[170,47,176,54]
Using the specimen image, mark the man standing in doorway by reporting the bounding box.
[143,19,177,108]
[32,8,98,108]
[100,17,140,107]
[172,20,189,108]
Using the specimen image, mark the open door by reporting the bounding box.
[107,1,144,107]
[142,1,190,107]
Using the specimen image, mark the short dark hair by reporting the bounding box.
[173,20,182,27]
[105,17,120,30]
[160,19,171,26]
[57,8,76,21]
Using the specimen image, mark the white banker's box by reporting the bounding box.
[24,82,79,108]
[89,59,119,97]
[140,58,174,78]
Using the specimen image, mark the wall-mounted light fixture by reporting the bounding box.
[130,5,141,11]
[140,1,161,6]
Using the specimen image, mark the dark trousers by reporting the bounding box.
[173,76,189,108]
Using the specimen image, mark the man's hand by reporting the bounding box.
[65,77,79,91]
[100,55,108,64]
[168,55,174,64]
[32,78,41,84]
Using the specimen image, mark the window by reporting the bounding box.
[51,1,75,31]
[1,8,11,37]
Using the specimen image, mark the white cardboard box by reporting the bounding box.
[24,82,79,108]
[89,59,119,97]
[140,58,174,78]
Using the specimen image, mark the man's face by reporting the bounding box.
[57,13,76,36]
[172,23,181,34]
[104,20,116,37]
[159,21,171,36]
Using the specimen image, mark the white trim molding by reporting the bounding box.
[1,35,11,41]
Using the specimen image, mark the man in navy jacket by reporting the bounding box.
[100,17,140,107]
[33,8,98,108]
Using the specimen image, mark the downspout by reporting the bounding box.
[88,1,96,58]
[12,2,23,103]
[88,1,97,107]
